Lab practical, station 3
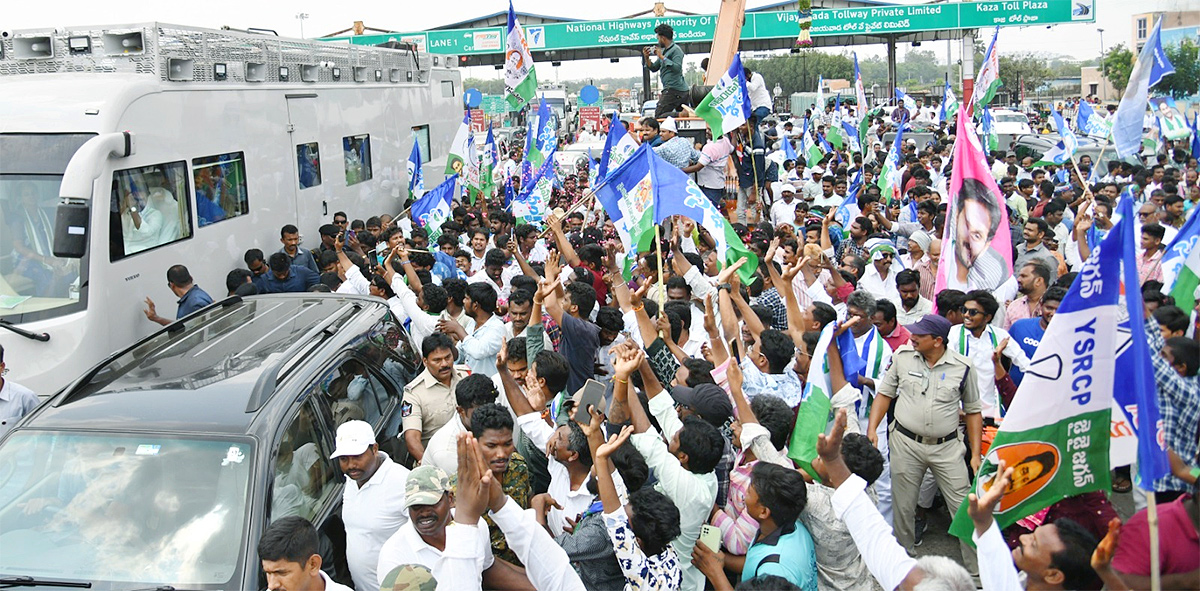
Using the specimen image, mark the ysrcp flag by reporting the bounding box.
[504,0,538,110]
[512,147,555,225]
[949,199,1121,542]
[934,107,1013,293]
[409,175,456,241]
[853,52,867,121]
[1035,108,1078,166]
[694,53,752,137]
[876,115,906,202]
[445,112,471,177]
[406,139,424,198]
[1163,210,1200,310]
[1114,15,1174,158]
[972,26,1002,113]
[598,115,637,183]
[1076,101,1111,139]
[938,81,959,124]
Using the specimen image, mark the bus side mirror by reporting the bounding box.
[53,200,89,259]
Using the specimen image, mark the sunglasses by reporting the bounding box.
[963,308,985,317]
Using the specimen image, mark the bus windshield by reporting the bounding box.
[0,134,94,324]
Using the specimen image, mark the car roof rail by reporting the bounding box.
[53,295,245,407]
[244,301,360,413]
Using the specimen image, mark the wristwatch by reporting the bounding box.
[716,283,732,292]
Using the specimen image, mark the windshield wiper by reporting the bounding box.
[0,321,50,342]
[0,577,91,589]
[127,586,208,591]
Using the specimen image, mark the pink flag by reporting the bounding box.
[934,107,1013,297]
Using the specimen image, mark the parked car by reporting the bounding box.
[642,100,658,117]
[980,108,1034,136]
[0,293,421,591]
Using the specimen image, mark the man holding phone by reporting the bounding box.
[642,23,690,119]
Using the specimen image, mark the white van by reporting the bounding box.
[0,23,463,394]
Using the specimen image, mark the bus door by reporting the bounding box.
[285,95,327,229]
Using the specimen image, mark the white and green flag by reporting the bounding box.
[1035,108,1078,166]
[950,216,1120,542]
[1163,212,1200,310]
[694,53,752,137]
[504,1,538,110]
[802,121,823,166]
[445,112,471,177]
[972,27,1002,112]
[939,81,959,123]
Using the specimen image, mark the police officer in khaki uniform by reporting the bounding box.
[867,314,982,576]
[402,333,470,464]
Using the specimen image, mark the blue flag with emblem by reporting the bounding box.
[409,175,456,241]
[406,138,424,199]
[1113,16,1175,158]
[1111,197,1170,489]
[782,136,798,162]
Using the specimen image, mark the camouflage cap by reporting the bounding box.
[379,564,437,591]
[404,465,450,509]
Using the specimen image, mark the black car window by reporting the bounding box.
[270,401,338,522]
[318,358,384,429]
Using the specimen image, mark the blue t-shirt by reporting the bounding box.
[1007,317,1046,386]
[176,285,214,318]
[743,520,818,591]
[256,265,320,294]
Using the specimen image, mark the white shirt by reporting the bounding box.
[770,198,800,227]
[947,324,1030,419]
[831,474,918,591]
[390,275,439,348]
[516,412,597,535]
[457,315,506,378]
[491,498,587,591]
[319,569,354,591]
[638,394,719,591]
[376,512,494,588]
[973,521,1023,591]
[342,452,411,591]
[856,265,901,305]
[422,414,466,475]
[0,379,38,438]
[747,72,771,111]
[896,296,933,326]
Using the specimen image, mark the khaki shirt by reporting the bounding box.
[877,345,980,438]
[402,365,469,447]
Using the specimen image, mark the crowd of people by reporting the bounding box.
[113,74,1200,591]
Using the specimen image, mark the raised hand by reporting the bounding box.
[967,461,1012,535]
[833,317,859,338]
[496,337,509,370]
[727,358,744,394]
[596,425,633,459]
[613,346,645,380]
[580,405,606,438]
[703,294,717,335]
[1091,518,1123,576]
[817,408,848,462]
[716,256,748,284]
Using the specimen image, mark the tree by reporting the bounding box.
[1101,43,1134,95]
[745,51,853,96]
[998,53,1052,93]
[1158,40,1200,100]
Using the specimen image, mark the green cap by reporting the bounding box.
[404,465,450,509]
[379,564,437,591]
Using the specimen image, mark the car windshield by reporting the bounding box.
[0,430,254,588]
[0,133,94,323]
[995,114,1027,124]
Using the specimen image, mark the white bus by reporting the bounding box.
[0,23,463,395]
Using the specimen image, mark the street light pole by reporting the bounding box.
[1097,27,1105,101]
[296,13,310,39]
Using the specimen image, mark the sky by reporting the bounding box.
[6,0,1195,82]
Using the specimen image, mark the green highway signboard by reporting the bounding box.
[327,0,1094,54]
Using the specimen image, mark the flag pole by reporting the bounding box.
[655,223,666,310]
[745,123,763,224]
[1147,491,1162,591]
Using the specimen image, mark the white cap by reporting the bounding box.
[661,117,677,133]
[811,166,825,176]
[330,420,375,459]
[781,183,796,193]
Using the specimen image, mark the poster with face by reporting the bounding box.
[1150,96,1190,141]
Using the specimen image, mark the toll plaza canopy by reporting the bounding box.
[322,0,1095,67]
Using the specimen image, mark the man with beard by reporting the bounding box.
[894,269,933,326]
[1004,261,1051,329]
[947,178,1008,291]
[331,420,411,591]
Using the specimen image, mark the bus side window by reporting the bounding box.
[342,135,372,186]
[192,152,249,227]
[109,161,194,262]
[297,143,322,189]
[412,125,431,162]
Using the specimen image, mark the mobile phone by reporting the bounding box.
[729,339,741,364]
[572,379,607,425]
[699,524,721,553]
[346,229,356,241]
[375,242,388,256]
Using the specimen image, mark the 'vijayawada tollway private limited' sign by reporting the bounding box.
[328,0,1094,55]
